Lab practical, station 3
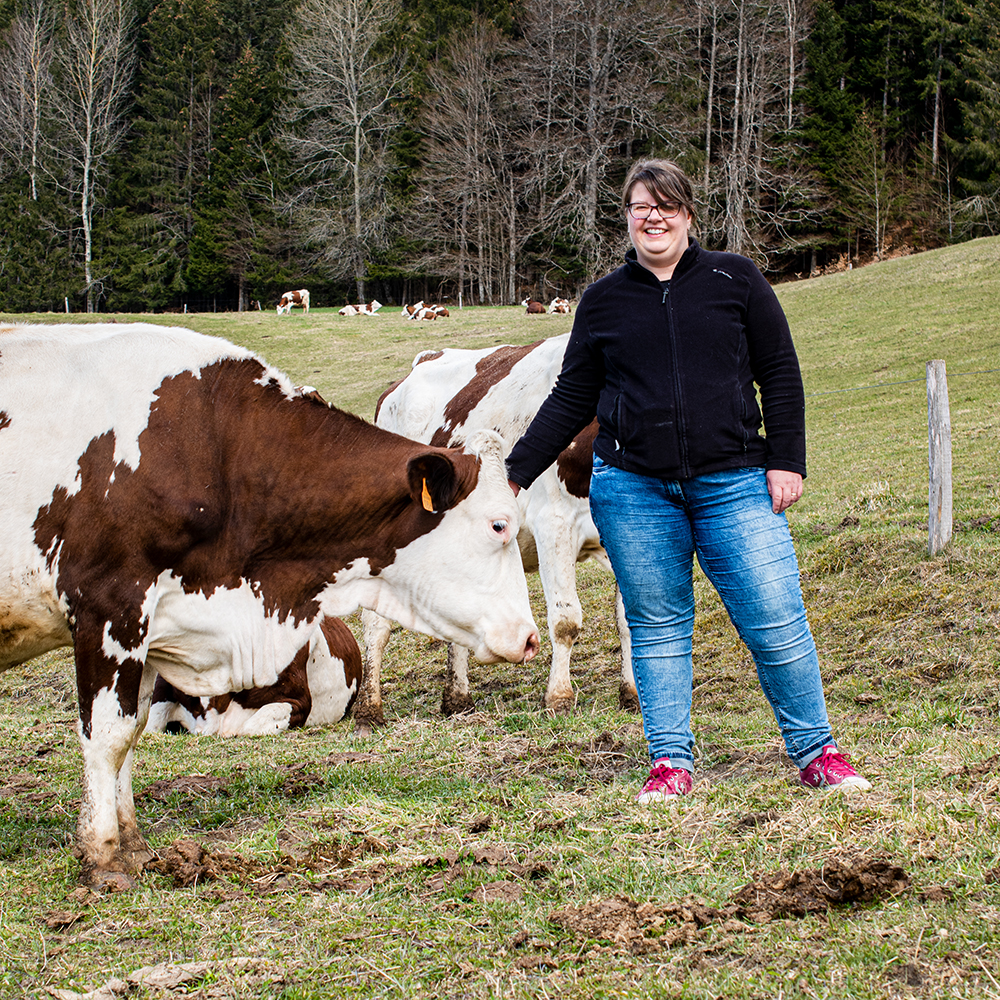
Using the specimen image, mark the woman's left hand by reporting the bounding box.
[766,470,804,514]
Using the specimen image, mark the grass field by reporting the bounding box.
[1,239,999,999]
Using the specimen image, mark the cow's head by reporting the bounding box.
[324,429,539,665]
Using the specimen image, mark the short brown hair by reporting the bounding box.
[622,159,696,222]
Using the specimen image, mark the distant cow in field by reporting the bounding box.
[521,299,545,314]
[356,333,636,734]
[341,300,382,316]
[547,298,571,314]
[148,616,361,736]
[0,322,539,887]
[401,301,444,320]
[277,289,310,314]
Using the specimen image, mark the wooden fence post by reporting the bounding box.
[927,359,953,556]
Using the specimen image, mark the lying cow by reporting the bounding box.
[340,300,382,316]
[356,333,636,734]
[401,301,448,320]
[521,299,545,314]
[0,322,539,887]
[148,615,361,735]
[547,297,571,314]
[277,289,310,314]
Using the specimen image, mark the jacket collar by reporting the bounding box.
[624,238,701,283]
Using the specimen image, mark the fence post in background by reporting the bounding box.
[927,359,953,556]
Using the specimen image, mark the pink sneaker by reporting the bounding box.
[636,759,693,805]
[799,746,872,791]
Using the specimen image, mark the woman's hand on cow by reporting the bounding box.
[766,470,804,514]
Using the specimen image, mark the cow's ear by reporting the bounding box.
[407,452,463,513]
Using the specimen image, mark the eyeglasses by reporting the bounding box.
[626,201,682,220]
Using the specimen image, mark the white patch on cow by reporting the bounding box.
[220,701,292,736]
[144,572,319,696]
[304,635,356,726]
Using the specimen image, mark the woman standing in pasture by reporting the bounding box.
[505,159,871,803]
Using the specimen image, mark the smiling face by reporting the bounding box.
[626,180,692,280]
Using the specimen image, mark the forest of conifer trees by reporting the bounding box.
[0,0,998,313]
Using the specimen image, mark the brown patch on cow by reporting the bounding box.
[415,350,444,365]
[556,420,599,499]
[431,342,545,447]
[0,410,10,431]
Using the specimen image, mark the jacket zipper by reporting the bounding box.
[662,282,691,478]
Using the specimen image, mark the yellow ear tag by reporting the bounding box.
[421,478,435,512]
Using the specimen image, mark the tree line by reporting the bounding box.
[0,0,998,313]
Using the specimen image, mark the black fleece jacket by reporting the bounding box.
[506,239,806,488]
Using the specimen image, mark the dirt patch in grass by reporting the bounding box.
[551,856,910,953]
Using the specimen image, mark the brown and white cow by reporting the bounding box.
[148,615,361,736]
[401,301,443,321]
[277,289,310,314]
[547,297,572,314]
[355,333,636,734]
[341,300,382,316]
[0,323,539,887]
[521,299,545,314]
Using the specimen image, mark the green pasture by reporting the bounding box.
[1,240,998,998]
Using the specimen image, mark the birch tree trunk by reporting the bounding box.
[49,0,135,311]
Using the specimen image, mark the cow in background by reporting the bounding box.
[547,298,572,314]
[402,301,448,320]
[356,333,637,735]
[341,300,382,316]
[148,616,361,736]
[521,299,545,314]
[277,289,310,314]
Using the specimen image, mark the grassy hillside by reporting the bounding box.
[1,242,998,999]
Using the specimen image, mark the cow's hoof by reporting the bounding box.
[82,867,134,893]
[352,711,386,737]
[441,692,475,716]
[544,692,575,715]
[618,683,640,713]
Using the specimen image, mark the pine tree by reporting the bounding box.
[187,40,287,309]
[102,0,224,311]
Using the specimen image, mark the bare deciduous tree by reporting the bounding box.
[519,0,679,288]
[48,0,136,311]
[282,0,409,302]
[0,0,55,201]
[411,19,527,305]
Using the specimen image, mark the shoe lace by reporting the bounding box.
[814,748,855,779]
[645,763,687,792]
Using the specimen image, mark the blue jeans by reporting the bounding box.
[589,458,833,771]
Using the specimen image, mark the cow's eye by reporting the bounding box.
[492,520,508,534]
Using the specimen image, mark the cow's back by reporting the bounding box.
[376,334,570,448]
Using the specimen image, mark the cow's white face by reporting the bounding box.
[320,430,539,664]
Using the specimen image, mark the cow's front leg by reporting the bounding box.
[356,609,392,735]
[534,522,583,714]
[441,644,473,716]
[615,584,638,712]
[115,663,158,871]
[73,615,149,888]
